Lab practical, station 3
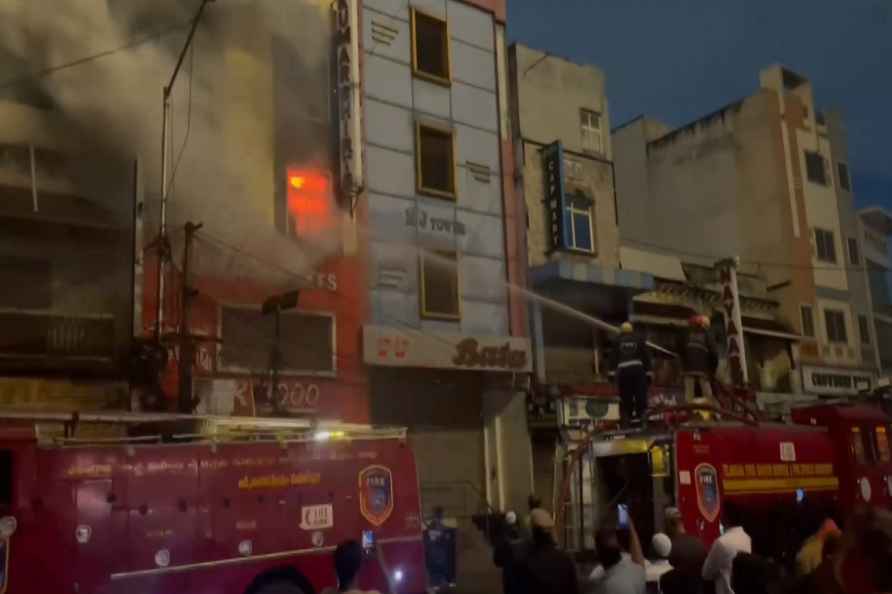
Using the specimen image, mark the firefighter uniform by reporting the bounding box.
[683,317,718,407]
[613,324,652,428]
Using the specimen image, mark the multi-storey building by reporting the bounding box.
[859,208,892,374]
[507,44,660,544]
[3,3,531,589]
[0,98,133,410]
[357,2,531,586]
[613,65,879,402]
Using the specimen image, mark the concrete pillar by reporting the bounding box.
[531,300,546,385]
[483,388,534,515]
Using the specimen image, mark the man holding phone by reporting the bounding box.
[585,509,646,594]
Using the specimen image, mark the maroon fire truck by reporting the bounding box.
[0,412,426,594]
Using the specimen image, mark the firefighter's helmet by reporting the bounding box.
[690,315,710,329]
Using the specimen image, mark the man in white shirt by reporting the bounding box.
[702,502,751,594]
[645,533,673,586]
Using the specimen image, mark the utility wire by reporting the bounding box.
[0,22,190,92]
[167,42,195,197]
[623,236,889,274]
[191,229,508,360]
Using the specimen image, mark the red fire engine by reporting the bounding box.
[0,412,426,594]
[558,399,892,558]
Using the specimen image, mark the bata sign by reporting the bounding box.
[363,325,532,372]
[336,0,363,206]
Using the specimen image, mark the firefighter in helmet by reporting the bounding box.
[683,314,718,411]
[612,321,652,429]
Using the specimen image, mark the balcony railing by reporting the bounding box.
[0,310,116,362]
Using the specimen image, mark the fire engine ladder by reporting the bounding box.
[0,410,407,444]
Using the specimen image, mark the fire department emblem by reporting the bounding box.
[359,465,394,527]
[694,463,721,523]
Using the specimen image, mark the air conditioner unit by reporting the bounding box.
[558,396,618,428]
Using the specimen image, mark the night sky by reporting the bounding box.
[508,0,892,210]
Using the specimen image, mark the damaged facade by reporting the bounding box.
[0,97,133,410]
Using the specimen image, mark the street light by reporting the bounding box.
[262,290,300,415]
[154,0,216,339]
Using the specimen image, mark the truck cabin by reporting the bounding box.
[792,403,892,510]
[566,421,842,570]
[559,428,675,554]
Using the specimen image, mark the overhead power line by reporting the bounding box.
[0,22,190,92]
[623,236,888,274]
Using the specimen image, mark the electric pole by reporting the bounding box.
[178,221,202,413]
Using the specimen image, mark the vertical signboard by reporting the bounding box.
[336,0,363,210]
[717,258,748,386]
[542,141,567,251]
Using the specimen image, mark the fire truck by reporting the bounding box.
[0,412,426,594]
[556,396,892,562]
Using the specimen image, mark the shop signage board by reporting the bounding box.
[336,0,363,207]
[717,259,748,386]
[542,141,567,251]
[802,365,873,396]
[363,325,532,372]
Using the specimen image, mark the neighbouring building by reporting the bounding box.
[0,2,368,422]
[122,2,374,426]
[0,98,133,411]
[613,65,879,405]
[508,43,659,547]
[859,208,892,374]
[357,1,530,589]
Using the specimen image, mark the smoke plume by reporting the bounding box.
[0,0,341,291]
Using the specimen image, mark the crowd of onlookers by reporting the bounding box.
[316,498,892,594]
[489,497,892,594]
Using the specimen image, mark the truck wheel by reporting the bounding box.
[252,579,306,594]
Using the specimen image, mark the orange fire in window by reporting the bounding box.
[286,168,334,238]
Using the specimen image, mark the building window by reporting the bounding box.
[0,255,52,309]
[805,150,827,185]
[411,9,450,85]
[851,427,867,464]
[848,237,861,266]
[868,260,892,307]
[878,427,892,463]
[415,123,455,198]
[420,251,460,320]
[800,304,815,337]
[218,306,335,374]
[859,314,871,345]
[563,156,583,181]
[0,451,11,506]
[838,162,851,191]
[824,309,848,344]
[563,193,595,253]
[580,109,603,154]
[814,228,836,263]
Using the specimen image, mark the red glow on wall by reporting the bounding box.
[286,167,334,237]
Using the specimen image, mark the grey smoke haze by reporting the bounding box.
[0,0,342,290]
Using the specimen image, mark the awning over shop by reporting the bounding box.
[741,317,803,341]
[619,246,686,282]
[743,327,802,341]
[530,260,655,317]
[531,259,655,291]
